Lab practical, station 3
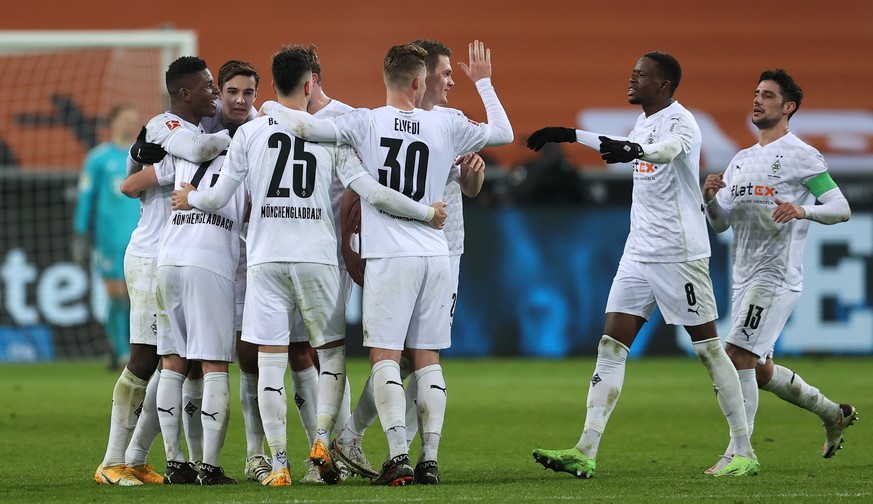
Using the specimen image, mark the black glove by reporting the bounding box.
[598,136,644,164]
[526,127,576,152]
[225,122,241,138]
[130,126,167,165]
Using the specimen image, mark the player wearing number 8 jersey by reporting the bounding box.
[173,47,447,486]
[703,69,854,473]
[259,40,513,485]
[527,52,757,478]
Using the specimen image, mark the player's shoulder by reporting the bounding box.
[433,105,466,118]
[317,99,355,117]
[145,112,192,140]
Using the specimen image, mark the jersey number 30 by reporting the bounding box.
[267,132,316,198]
[379,137,429,201]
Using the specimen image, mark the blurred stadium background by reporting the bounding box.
[1,0,872,363]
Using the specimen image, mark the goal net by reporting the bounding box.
[0,30,196,362]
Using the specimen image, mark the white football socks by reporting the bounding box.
[156,369,186,463]
[239,371,265,457]
[200,372,230,468]
[761,364,840,422]
[414,364,447,463]
[693,337,753,458]
[181,377,203,463]
[576,335,628,459]
[125,370,161,466]
[372,360,407,458]
[291,365,318,448]
[101,367,148,466]
[315,346,346,444]
[258,352,289,472]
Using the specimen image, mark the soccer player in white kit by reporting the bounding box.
[258,40,513,486]
[702,69,855,473]
[527,52,758,478]
[331,39,487,484]
[172,48,448,487]
[93,56,233,486]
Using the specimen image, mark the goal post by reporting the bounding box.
[0,29,196,362]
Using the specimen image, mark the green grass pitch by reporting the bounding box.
[1,357,870,502]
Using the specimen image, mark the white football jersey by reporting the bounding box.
[434,106,469,256]
[717,133,831,291]
[624,101,709,263]
[331,106,489,258]
[125,113,199,258]
[314,98,356,267]
[158,146,248,281]
[222,114,368,267]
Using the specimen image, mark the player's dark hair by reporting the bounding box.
[218,60,259,90]
[383,43,427,88]
[643,51,681,95]
[272,47,312,96]
[410,39,451,73]
[281,44,323,84]
[759,68,803,120]
[165,56,208,95]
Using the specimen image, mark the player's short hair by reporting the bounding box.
[107,102,136,124]
[759,68,803,120]
[281,44,323,84]
[218,60,260,90]
[383,43,427,88]
[272,46,312,96]
[166,56,208,95]
[410,39,451,73]
[643,51,681,95]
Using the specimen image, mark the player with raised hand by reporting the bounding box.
[332,39,488,485]
[702,68,855,474]
[172,47,446,487]
[258,39,512,486]
[528,52,758,478]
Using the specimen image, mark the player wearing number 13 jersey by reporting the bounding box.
[260,40,513,485]
[703,69,854,473]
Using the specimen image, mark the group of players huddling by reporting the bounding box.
[93,40,857,488]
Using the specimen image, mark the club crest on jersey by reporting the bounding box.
[771,155,783,174]
[165,120,181,131]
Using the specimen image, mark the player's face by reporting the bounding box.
[752,80,791,130]
[111,107,140,141]
[425,55,454,107]
[627,57,662,106]
[220,74,257,125]
[189,69,220,118]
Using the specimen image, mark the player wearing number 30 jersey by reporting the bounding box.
[259,40,513,485]
[174,48,443,486]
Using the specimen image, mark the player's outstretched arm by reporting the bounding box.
[163,129,231,163]
[172,174,241,212]
[458,40,513,146]
[258,102,339,143]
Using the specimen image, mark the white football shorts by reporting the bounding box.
[725,282,801,364]
[241,262,344,348]
[605,257,718,326]
[124,253,158,346]
[362,256,452,351]
[449,253,462,326]
[156,265,236,361]
[288,266,353,344]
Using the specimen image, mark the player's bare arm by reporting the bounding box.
[702,173,725,201]
[340,189,364,286]
[171,182,195,210]
[772,198,806,223]
[458,152,485,198]
[120,166,158,198]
